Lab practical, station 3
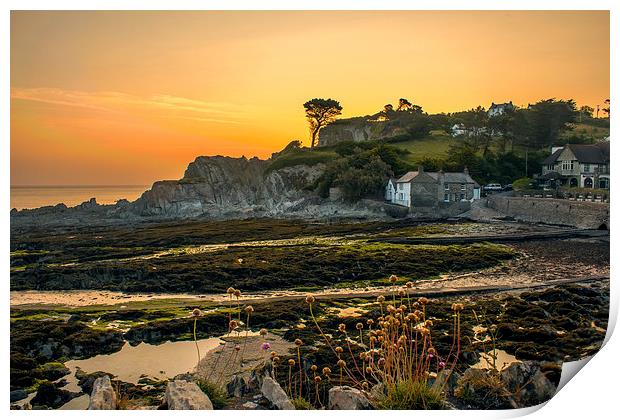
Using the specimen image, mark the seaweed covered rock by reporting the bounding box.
[500,362,557,407]
[31,381,81,409]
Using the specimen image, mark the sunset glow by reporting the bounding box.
[11,10,609,186]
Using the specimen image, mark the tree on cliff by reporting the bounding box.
[397,98,412,111]
[303,98,343,148]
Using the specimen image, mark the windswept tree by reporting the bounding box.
[384,104,394,113]
[602,98,610,117]
[397,98,413,111]
[303,98,343,148]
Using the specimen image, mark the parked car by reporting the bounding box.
[483,183,503,192]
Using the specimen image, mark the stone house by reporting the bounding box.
[540,142,610,189]
[387,166,481,208]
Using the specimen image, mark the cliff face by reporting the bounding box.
[317,118,409,147]
[131,156,324,218]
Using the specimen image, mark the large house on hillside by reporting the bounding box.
[540,142,610,189]
[488,102,514,117]
[385,167,481,208]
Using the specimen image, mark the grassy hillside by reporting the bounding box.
[560,122,610,141]
[388,130,456,164]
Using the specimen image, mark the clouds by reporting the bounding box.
[10,87,245,125]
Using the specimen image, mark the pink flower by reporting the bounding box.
[261,342,272,351]
[439,361,446,369]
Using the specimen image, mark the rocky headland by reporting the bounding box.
[11,155,396,229]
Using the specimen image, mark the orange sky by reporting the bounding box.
[11,10,609,186]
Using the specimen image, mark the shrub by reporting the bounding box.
[377,379,444,410]
[196,379,231,409]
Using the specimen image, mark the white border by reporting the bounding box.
[2,2,616,420]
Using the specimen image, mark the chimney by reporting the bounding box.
[418,165,424,173]
[463,166,469,175]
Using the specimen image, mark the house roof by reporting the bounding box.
[396,171,479,187]
[542,148,564,165]
[489,102,514,110]
[543,142,610,165]
[396,171,420,183]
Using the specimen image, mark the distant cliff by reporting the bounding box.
[317,110,429,147]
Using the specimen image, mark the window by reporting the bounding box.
[444,183,449,190]
[561,161,574,171]
[398,184,403,190]
[460,193,465,201]
[460,184,466,191]
[583,164,591,172]
[444,193,449,202]
[547,164,554,170]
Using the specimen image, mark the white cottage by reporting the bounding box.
[386,167,481,208]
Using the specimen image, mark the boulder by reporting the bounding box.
[10,389,28,402]
[260,377,295,410]
[88,375,117,410]
[165,380,213,410]
[328,386,373,410]
[454,368,516,409]
[227,373,252,397]
[501,361,556,407]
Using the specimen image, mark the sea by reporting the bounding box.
[10,185,149,210]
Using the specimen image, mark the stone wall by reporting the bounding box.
[486,196,610,229]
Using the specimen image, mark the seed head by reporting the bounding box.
[273,356,281,364]
[234,289,241,298]
[305,295,315,304]
[226,287,235,295]
[259,328,268,336]
[451,303,464,312]
[398,290,406,297]
[425,320,433,327]
[311,364,318,372]
[389,274,398,283]
[244,305,254,313]
[338,324,346,333]
[235,345,241,351]
[367,319,374,326]
[322,367,331,375]
[377,295,385,303]
[362,381,369,389]
[294,338,303,346]
[365,366,373,374]
[406,281,414,289]
[270,351,277,358]
[314,376,322,383]
[337,359,346,368]
[355,322,364,330]
[229,320,238,330]
[191,308,202,317]
[287,358,295,366]
[335,346,344,354]
[418,297,429,305]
